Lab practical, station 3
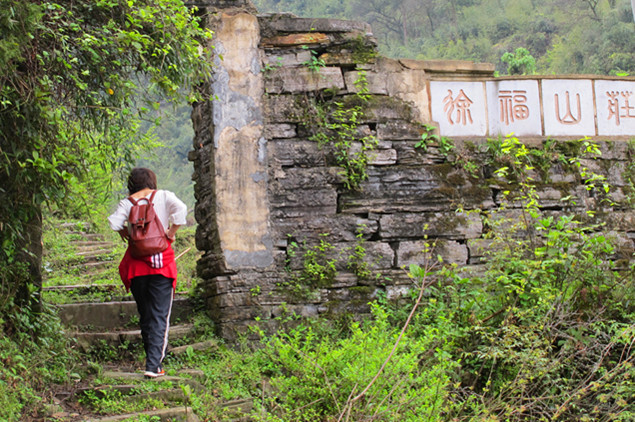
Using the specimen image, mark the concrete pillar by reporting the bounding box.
[196,9,273,271]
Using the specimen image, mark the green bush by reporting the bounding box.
[254,304,455,421]
[428,213,634,420]
[403,136,635,421]
[0,301,79,420]
[234,136,634,422]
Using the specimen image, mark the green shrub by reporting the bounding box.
[400,136,635,421]
[0,301,79,420]
[253,303,455,421]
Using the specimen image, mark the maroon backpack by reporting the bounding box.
[127,190,169,258]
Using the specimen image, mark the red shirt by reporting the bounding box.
[118,240,178,291]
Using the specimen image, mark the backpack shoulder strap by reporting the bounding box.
[148,190,157,204]
[128,190,156,206]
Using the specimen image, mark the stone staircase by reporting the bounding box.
[44,223,252,421]
[43,222,121,294]
[57,297,197,352]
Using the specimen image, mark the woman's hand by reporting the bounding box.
[166,224,181,240]
[117,229,129,241]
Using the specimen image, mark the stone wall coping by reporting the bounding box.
[407,59,495,75]
[185,0,256,10]
[258,14,373,35]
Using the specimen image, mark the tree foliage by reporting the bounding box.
[136,103,197,211]
[253,0,635,75]
[0,0,211,309]
[501,47,536,75]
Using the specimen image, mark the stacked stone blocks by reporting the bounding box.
[190,4,634,339]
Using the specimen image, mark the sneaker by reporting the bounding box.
[144,368,165,378]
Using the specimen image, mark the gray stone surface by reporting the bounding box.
[86,405,200,422]
[265,66,345,94]
[259,15,372,35]
[262,50,312,69]
[57,298,193,330]
[264,123,297,139]
[72,325,194,350]
[377,120,425,140]
[398,239,469,268]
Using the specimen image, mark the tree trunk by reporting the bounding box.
[15,203,43,313]
[0,163,44,313]
[401,5,408,45]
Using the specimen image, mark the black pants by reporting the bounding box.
[130,274,174,373]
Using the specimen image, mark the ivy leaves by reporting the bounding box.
[308,71,378,191]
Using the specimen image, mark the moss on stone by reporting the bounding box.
[362,95,414,122]
[434,214,464,233]
[461,185,494,204]
[447,172,466,186]
[338,93,368,111]
[349,35,378,64]
[553,139,585,158]
[430,163,458,179]
[434,185,459,200]
[348,285,376,295]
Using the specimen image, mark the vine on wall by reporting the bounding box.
[300,71,378,191]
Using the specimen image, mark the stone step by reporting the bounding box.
[78,373,252,421]
[57,297,195,330]
[61,222,90,230]
[83,266,118,278]
[119,388,186,405]
[100,370,205,393]
[45,265,116,283]
[99,369,205,383]
[69,260,116,271]
[72,324,195,350]
[85,406,200,422]
[66,232,105,241]
[43,284,121,292]
[74,240,116,248]
[170,340,219,356]
[223,398,255,416]
[76,249,115,257]
[43,284,126,304]
[74,255,116,265]
[79,268,119,284]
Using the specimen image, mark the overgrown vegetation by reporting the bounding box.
[0,302,80,420]
[432,137,634,420]
[415,124,455,156]
[1,1,633,417]
[1,135,633,421]
[240,137,633,421]
[284,234,338,297]
[282,226,384,300]
[0,211,207,419]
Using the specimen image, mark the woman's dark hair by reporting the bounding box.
[127,168,157,194]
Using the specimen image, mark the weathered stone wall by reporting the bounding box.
[190,2,634,340]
